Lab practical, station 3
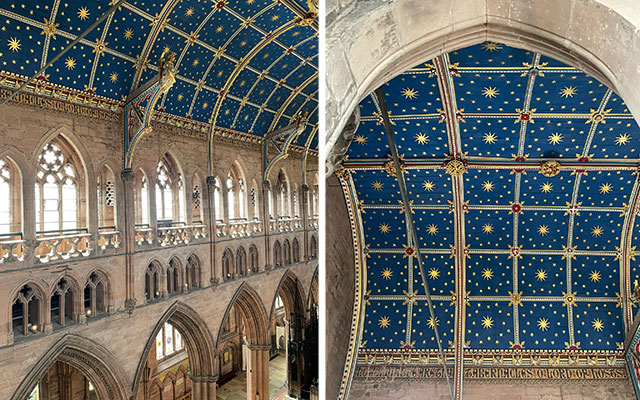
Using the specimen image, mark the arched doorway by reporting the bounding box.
[11,335,128,400]
[216,284,270,400]
[133,302,217,400]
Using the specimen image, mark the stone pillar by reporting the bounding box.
[246,344,270,400]
[57,362,73,400]
[261,181,272,271]
[190,375,218,400]
[121,169,137,311]
[206,177,218,284]
[301,184,310,262]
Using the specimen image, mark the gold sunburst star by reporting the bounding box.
[192,59,200,67]
[615,133,631,146]
[64,57,76,70]
[538,225,549,236]
[427,316,439,329]
[482,86,499,98]
[354,135,367,145]
[548,132,563,145]
[599,183,612,194]
[372,181,383,191]
[427,224,438,235]
[538,318,550,331]
[428,268,440,280]
[560,86,577,98]
[401,87,418,99]
[592,226,603,237]
[379,223,390,234]
[109,72,118,83]
[590,270,602,282]
[7,37,20,52]
[536,269,547,281]
[177,93,184,101]
[592,318,604,332]
[423,181,434,191]
[185,7,195,16]
[78,7,90,20]
[482,224,493,234]
[482,42,502,52]
[382,268,393,280]
[124,28,134,39]
[378,316,391,328]
[482,181,494,192]
[481,316,494,329]
[415,133,429,144]
[483,132,497,144]
[541,182,553,193]
[481,268,493,280]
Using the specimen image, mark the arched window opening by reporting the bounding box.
[222,248,234,280]
[310,235,317,258]
[236,247,247,277]
[178,174,186,223]
[277,170,289,218]
[145,263,161,301]
[155,321,184,360]
[12,284,42,337]
[35,139,85,233]
[273,240,282,267]
[0,157,21,236]
[97,166,116,230]
[249,245,258,273]
[156,160,173,222]
[135,170,149,226]
[275,295,284,310]
[214,177,223,222]
[192,174,202,223]
[84,272,106,318]
[186,255,200,289]
[292,189,298,217]
[167,258,181,295]
[267,186,274,219]
[250,184,258,220]
[51,277,75,328]
[312,184,319,217]
[292,238,300,262]
[226,175,235,220]
[283,239,292,265]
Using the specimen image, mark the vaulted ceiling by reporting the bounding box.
[0,0,317,147]
[342,42,640,357]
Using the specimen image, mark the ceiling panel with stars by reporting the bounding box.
[342,42,640,357]
[0,0,317,147]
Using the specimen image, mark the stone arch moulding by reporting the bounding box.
[269,269,307,322]
[131,301,217,396]
[10,334,129,400]
[31,125,95,182]
[325,0,640,157]
[216,282,270,348]
[307,265,319,310]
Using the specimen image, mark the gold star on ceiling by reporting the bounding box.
[422,181,434,191]
[7,37,20,52]
[124,28,133,40]
[536,269,547,281]
[428,268,440,279]
[64,57,76,70]
[427,316,439,329]
[371,181,383,191]
[590,270,601,282]
[615,133,631,146]
[482,86,499,98]
[381,268,393,280]
[560,86,577,98]
[538,225,549,236]
[379,223,390,234]
[541,182,553,193]
[185,7,195,16]
[415,133,429,144]
[109,72,118,83]
[483,132,497,144]
[427,224,438,235]
[78,7,90,20]
[592,226,603,237]
[482,181,494,192]
[378,316,390,328]
[599,183,612,194]
[538,318,550,331]
[548,132,563,145]
[481,268,493,280]
[401,87,418,99]
[592,318,604,332]
[481,316,494,329]
[482,224,493,234]
[354,135,367,145]
[482,42,502,52]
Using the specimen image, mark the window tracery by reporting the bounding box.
[0,158,20,235]
[155,321,184,360]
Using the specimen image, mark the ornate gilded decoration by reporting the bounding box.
[540,160,561,177]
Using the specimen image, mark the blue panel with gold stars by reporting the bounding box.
[0,0,318,146]
[345,42,637,354]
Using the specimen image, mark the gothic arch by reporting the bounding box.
[131,301,217,396]
[31,126,93,186]
[269,270,306,322]
[308,266,319,310]
[81,267,113,308]
[216,282,270,347]
[10,334,129,400]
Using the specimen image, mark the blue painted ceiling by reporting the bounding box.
[344,42,640,355]
[0,0,317,147]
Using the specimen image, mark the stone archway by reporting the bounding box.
[10,334,129,400]
[217,283,270,400]
[132,301,217,400]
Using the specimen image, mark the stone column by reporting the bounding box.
[57,362,73,400]
[206,177,218,284]
[261,181,272,271]
[121,169,137,313]
[301,184,310,262]
[190,375,218,400]
[246,344,270,400]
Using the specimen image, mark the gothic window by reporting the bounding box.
[97,165,116,229]
[283,239,292,265]
[186,254,200,289]
[0,157,21,235]
[178,174,186,223]
[145,263,161,301]
[292,189,298,217]
[167,258,181,295]
[84,271,107,317]
[292,238,300,262]
[273,240,282,267]
[267,187,274,219]
[213,177,223,222]
[192,174,202,223]
[277,170,289,217]
[135,170,149,226]
[28,385,39,400]
[238,178,246,219]
[12,284,42,337]
[275,295,284,310]
[35,139,84,233]
[249,245,258,272]
[310,235,317,258]
[50,277,76,328]
[155,161,173,222]
[155,322,184,360]
[222,248,234,280]
[236,246,247,276]
[226,175,235,219]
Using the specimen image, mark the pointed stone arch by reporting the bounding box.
[269,270,306,322]
[10,334,129,400]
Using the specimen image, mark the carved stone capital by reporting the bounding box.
[120,168,135,182]
[326,107,360,177]
[124,298,137,315]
